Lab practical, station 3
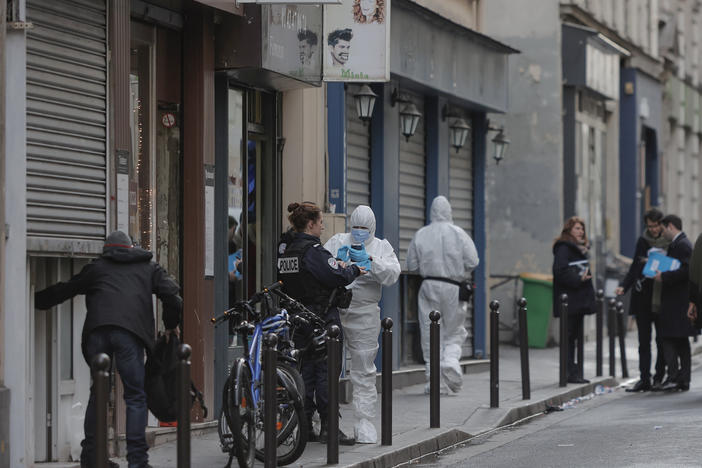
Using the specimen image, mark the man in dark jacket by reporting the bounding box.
[616,208,668,392]
[34,231,183,468]
[655,215,694,391]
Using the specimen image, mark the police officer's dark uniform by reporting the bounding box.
[278,230,360,444]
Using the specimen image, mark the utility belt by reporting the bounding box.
[301,287,353,315]
[423,276,474,302]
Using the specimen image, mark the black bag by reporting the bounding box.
[332,286,353,309]
[145,333,208,423]
[423,276,474,302]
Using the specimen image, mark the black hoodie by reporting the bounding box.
[35,246,183,360]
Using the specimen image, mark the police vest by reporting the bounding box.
[277,237,333,306]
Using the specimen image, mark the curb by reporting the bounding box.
[345,377,619,468]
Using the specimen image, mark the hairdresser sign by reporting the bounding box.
[323,0,390,81]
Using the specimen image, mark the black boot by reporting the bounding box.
[319,420,356,446]
[626,379,651,392]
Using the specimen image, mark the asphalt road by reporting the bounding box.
[414,376,702,467]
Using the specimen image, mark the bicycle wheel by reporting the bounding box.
[228,359,256,468]
[254,363,308,465]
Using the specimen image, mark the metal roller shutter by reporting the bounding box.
[26,0,108,240]
[398,92,426,265]
[448,124,474,356]
[345,86,371,215]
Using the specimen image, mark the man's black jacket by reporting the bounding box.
[34,246,183,359]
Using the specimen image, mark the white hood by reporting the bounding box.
[430,195,453,223]
[349,205,376,245]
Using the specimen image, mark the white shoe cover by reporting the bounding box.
[441,361,463,393]
[354,418,378,444]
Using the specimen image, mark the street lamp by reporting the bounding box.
[491,128,510,165]
[449,118,471,152]
[399,102,421,141]
[353,84,377,123]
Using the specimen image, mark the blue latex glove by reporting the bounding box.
[349,244,369,263]
[336,245,351,263]
[355,258,372,272]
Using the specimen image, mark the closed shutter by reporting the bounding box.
[26,0,108,240]
[345,86,371,215]
[398,93,426,265]
[449,123,474,356]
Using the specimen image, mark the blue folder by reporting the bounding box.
[642,251,680,278]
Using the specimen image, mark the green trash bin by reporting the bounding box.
[519,273,553,348]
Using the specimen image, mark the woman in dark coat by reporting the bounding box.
[552,216,596,384]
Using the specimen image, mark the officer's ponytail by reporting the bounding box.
[288,202,321,232]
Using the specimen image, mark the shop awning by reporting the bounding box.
[390,0,519,113]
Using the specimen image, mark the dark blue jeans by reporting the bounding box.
[82,326,148,468]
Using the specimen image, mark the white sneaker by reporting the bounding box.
[354,418,377,444]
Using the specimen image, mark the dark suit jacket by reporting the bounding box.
[657,232,695,338]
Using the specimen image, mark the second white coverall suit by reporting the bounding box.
[324,205,401,443]
[406,196,479,393]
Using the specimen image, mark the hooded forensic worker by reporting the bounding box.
[406,196,479,393]
[324,205,401,444]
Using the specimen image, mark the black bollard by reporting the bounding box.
[263,333,278,468]
[490,300,500,408]
[92,353,110,468]
[517,298,530,400]
[595,289,604,377]
[608,298,616,377]
[429,310,441,428]
[381,317,393,446]
[177,344,192,468]
[559,294,568,387]
[616,302,629,378]
[327,325,341,464]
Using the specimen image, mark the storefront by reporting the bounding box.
[562,23,626,282]
[327,0,516,366]
[212,2,323,415]
[620,68,663,257]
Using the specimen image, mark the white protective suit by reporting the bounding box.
[324,205,401,443]
[406,196,479,393]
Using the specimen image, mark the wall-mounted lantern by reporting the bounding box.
[392,88,422,141]
[449,118,472,152]
[491,128,510,165]
[353,84,377,123]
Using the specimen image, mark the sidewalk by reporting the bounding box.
[128,337,659,468]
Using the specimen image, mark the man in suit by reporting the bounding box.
[655,215,695,391]
[616,208,668,392]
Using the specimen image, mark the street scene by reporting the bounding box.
[2,0,702,468]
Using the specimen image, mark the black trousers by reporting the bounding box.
[567,313,584,379]
[661,337,691,385]
[295,308,343,424]
[635,313,666,382]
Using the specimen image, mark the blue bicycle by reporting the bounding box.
[212,281,327,468]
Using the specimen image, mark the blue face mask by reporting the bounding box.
[351,228,371,243]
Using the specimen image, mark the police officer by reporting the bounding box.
[278,202,365,445]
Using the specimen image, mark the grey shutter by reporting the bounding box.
[345,86,371,216]
[449,124,474,356]
[398,93,426,265]
[26,0,108,241]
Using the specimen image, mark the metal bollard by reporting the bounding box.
[92,353,111,468]
[595,289,604,377]
[429,310,441,428]
[381,317,393,446]
[608,298,616,377]
[490,300,500,408]
[177,344,192,468]
[616,302,629,378]
[263,333,278,468]
[517,298,530,400]
[559,294,568,387]
[327,325,341,464]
